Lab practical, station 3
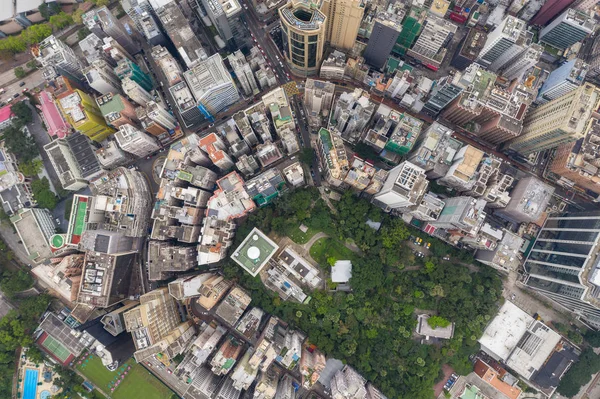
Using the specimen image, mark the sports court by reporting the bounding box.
[68,196,88,245]
[41,334,71,363]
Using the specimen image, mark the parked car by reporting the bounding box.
[19,82,25,87]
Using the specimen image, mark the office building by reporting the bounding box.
[228,50,259,96]
[509,83,600,154]
[330,365,367,399]
[392,6,426,58]
[496,176,554,224]
[115,59,153,92]
[550,121,600,195]
[146,101,177,130]
[184,54,240,118]
[304,79,335,125]
[477,16,532,72]
[321,0,364,51]
[97,93,139,129]
[169,81,203,126]
[540,8,594,50]
[44,134,102,191]
[430,196,487,237]
[83,6,138,56]
[476,230,524,273]
[407,192,446,222]
[531,0,576,25]
[523,211,600,328]
[32,35,83,81]
[500,44,543,81]
[372,162,428,211]
[155,1,208,68]
[422,76,463,116]
[115,124,160,158]
[199,0,243,49]
[121,0,166,46]
[12,208,55,264]
[279,0,327,76]
[84,60,123,95]
[216,377,242,399]
[451,28,488,71]
[406,15,457,70]
[363,12,403,70]
[407,122,461,179]
[122,77,154,108]
[537,58,588,104]
[151,45,183,86]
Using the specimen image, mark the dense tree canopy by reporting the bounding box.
[557,348,600,397]
[0,269,33,298]
[31,177,58,210]
[223,189,502,398]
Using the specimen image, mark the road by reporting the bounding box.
[0,69,43,106]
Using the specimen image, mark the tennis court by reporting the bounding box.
[41,335,71,362]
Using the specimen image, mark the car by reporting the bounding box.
[443,256,450,261]
[22,88,28,93]
[147,362,152,367]
[19,82,25,87]
[13,93,19,98]
[243,4,248,9]
[167,369,172,374]
[425,242,431,249]
[318,166,322,173]
[511,293,516,300]
[55,218,61,225]
[209,123,215,127]
[6,98,13,103]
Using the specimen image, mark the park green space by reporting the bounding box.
[76,355,173,399]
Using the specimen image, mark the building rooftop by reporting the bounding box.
[38,313,92,361]
[415,314,455,339]
[206,172,256,221]
[231,228,279,277]
[168,81,197,113]
[331,260,352,283]
[215,286,252,326]
[38,91,71,138]
[472,359,522,399]
[11,208,54,263]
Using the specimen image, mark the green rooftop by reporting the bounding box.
[231,228,280,277]
[51,234,65,248]
[97,94,125,117]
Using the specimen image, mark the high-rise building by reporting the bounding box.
[84,60,123,95]
[44,135,98,191]
[115,124,160,158]
[122,77,154,107]
[317,128,349,187]
[151,45,183,86]
[437,145,485,192]
[372,162,429,212]
[392,6,425,58]
[509,83,600,155]
[304,79,335,125]
[550,121,600,196]
[495,176,554,223]
[32,35,83,82]
[523,211,600,328]
[97,92,139,129]
[155,1,208,68]
[430,196,487,237]
[227,50,259,96]
[83,6,138,56]
[321,0,365,51]
[279,0,327,76]
[95,140,132,169]
[537,58,588,104]
[477,16,532,72]
[500,44,543,81]
[198,0,243,49]
[422,76,463,116]
[169,81,203,126]
[11,208,56,264]
[115,59,154,92]
[575,0,599,11]
[275,375,296,399]
[363,12,403,70]
[56,90,116,142]
[530,0,576,26]
[406,15,457,70]
[331,89,375,143]
[330,365,368,399]
[184,54,240,118]
[146,101,177,130]
[199,133,235,170]
[540,8,594,50]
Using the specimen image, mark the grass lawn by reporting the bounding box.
[309,237,356,269]
[285,223,318,244]
[77,354,173,399]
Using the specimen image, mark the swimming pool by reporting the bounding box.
[23,368,39,399]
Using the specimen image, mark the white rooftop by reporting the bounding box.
[479,301,530,361]
[331,260,352,283]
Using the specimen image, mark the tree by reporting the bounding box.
[77,26,90,40]
[25,60,39,70]
[0,270,34,297]
[19,159,43,177]
[586,329,600,348]
[0,36,27,55]
[427,316,451,329]
[20,24,52,45]
[11,102,33,125]
[49,12,74,30]
[14,67,26,79]
[38,1,61,19]
[557,348,600,397]
[3,124,38,163]
[31,178,58,210]
[299,147,315,165]
[26,347,44,364]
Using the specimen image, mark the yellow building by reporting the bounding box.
[508,83,600,155]
[279,0,327,76]
[57,89,115,142]
[321,0,365,51]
